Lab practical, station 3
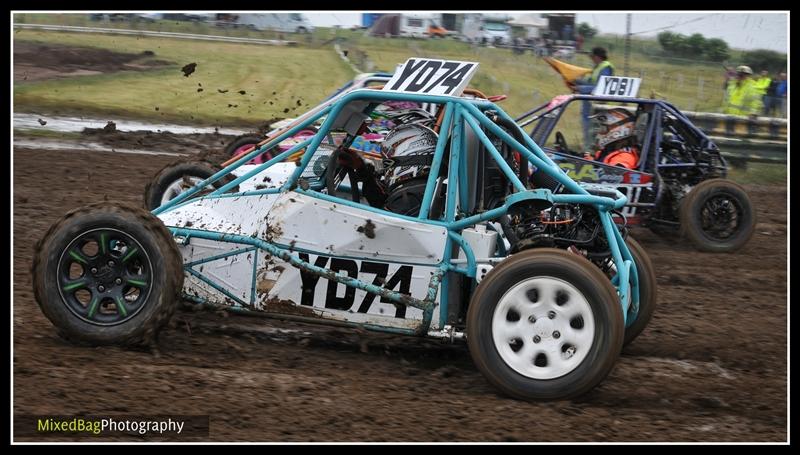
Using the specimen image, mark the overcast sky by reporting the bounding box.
[304,12,788,53]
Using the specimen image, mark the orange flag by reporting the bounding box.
[543,57,591,90]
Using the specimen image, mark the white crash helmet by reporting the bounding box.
[382,107,437,127]
[591,107,636,150]
[381,123,438,190]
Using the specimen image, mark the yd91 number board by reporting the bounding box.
[592,76,642,98]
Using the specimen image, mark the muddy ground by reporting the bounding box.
[80,128,237,157]
[12,140,787,442]
[14,41,173,82]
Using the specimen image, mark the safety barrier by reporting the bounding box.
[682,110,787,142]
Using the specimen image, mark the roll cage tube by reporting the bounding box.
[157,89,638,331]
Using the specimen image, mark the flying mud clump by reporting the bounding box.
[103,121,117,133]
[181,62,197,77]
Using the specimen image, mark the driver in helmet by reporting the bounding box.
[335,122,438,217]
[380,123,439,216]
[585,107,640,169]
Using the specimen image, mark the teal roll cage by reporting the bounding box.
[153,88,640,336]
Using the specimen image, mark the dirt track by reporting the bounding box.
[14,41,172,82]
[12,141,787,442]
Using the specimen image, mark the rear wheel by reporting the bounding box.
[143,160,237,211]
[223,135,268,164]
[680,179,755,253]
[224,129,318,165]
[467,249,624,401]
[592,237,657,347]
[32,203,184,346]
[619,237,657,346]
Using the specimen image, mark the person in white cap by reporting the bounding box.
[722,65,762,116]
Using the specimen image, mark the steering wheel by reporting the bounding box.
[554,131,582,157]
[325,149,362,202]
[554,131,570,153]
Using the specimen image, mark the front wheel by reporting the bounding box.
[467,249,624,401]
[32,203,184,346]
[680,179,755,253]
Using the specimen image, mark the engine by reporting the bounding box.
[501,201,624,260]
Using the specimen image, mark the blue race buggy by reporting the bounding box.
[517,94,756,253]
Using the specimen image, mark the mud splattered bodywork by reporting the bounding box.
[162,190,446,332]
[153,59,638,340]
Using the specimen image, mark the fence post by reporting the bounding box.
[697,76,705,110]
[697,76,703,98]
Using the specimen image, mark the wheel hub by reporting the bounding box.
[532,318,555,339]
[701,194,741,240]
[57,228,152,326]
[94,264,116,283]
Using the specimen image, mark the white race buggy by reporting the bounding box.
[32,59,656,401]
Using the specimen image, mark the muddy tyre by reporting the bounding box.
[467,249,624,401]
[621,237,657,347]
[32,203,184,346]
[680,179,755,253]
[223,135,268,161]
[143,160,237,211]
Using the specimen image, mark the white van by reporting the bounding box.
[481,21,512,45]
[461,16,512,45]
[400,14,429,38]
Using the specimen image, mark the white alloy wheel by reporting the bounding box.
[161,176,205,206]
[491,276,595,380]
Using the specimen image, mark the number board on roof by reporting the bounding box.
[592,76,642,98]
[382,58,479,96]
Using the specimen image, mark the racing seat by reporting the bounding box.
[465,121,523,212]
[629,107,652,170]
[462,121,481,213]
[634,109,650,147]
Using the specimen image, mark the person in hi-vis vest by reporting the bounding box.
[722,66,762,117]
[572,47,614,151]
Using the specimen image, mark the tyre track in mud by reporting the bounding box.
[13,146,787,442]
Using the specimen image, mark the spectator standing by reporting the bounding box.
[775,71,787,117]
[763,72,781,116]
[572,47,614,150]
[722,66,762,116]
[753,69,772,113]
